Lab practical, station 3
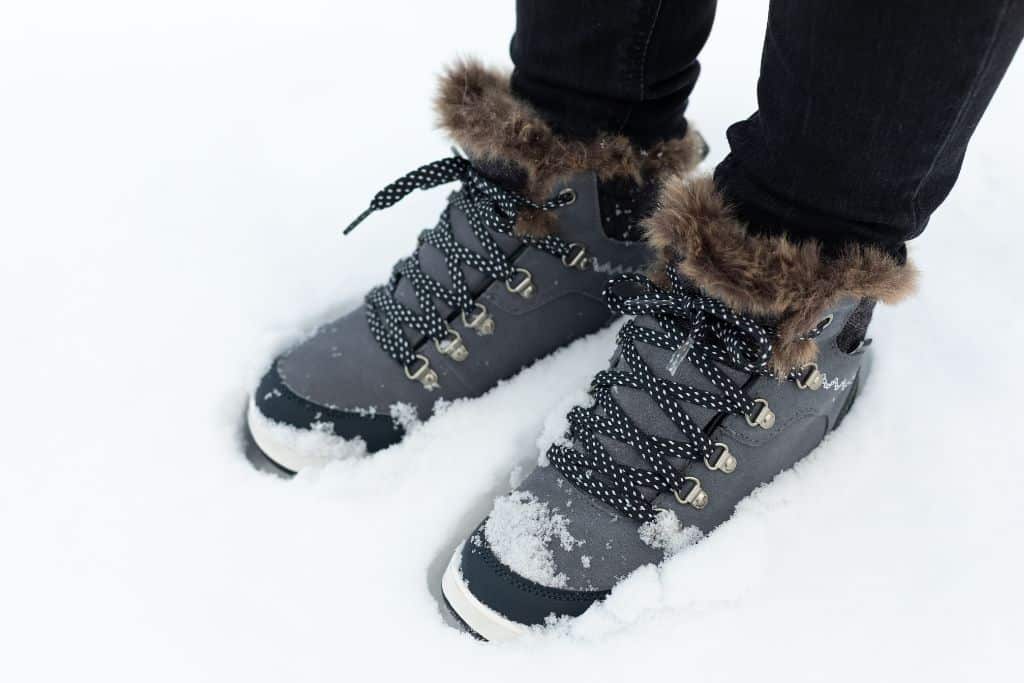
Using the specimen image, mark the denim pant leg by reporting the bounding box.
[714,0,1024,255]
[510,0,718,146]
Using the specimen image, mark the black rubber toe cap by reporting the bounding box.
[253,359,404,454]
[460,522,609,627]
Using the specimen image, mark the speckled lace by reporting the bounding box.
[548,266,778,521]
[345,156,576,369]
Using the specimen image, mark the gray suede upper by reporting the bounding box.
[276,171,652,420]
[486,298,865,591]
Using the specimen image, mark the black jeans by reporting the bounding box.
[511,0,1024,254]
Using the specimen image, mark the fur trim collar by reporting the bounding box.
[435,59,705,210]
[644,175,918,376]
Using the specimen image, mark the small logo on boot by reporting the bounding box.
[820,373,855,392]
[590,258,646,276]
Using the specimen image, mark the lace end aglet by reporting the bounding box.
[343,207,374,235]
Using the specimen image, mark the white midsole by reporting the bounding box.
[246,398,368,473]
[247,399,306,472]
[441,543,531,642]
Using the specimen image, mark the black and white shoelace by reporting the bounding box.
[344,156,577,371]
[548,266,784,522]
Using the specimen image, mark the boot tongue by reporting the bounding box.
[575,302,752,480]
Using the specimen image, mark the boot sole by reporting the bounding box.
[440,543,531,642]
[245,398,368,475]
[246,398,306,474]
[241,409,298,477]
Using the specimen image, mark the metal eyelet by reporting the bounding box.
[557,187,577,205]
[704,442,737,473]
[461,303,495,335]
[816,313,834,332]
[673,476,709,509]
[404,355,439,390]
[795,363,823,391]
[505,267,536,299]
[434,325,468,362]
[745,398,776,429]
[561,242,590,270]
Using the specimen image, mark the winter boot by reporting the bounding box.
[441,175,917,640]
[246,60,706,474]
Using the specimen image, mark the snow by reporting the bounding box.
[249,399,368,463]
[638,510,704,556]
[483,491,583,589]
[508,464,527,489]
[388,401,421,432]
[1,2,1021,682]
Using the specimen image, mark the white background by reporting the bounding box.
[1,2,1021,681]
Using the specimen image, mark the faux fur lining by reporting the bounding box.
[435,59,705,236]
[644,175,918,376]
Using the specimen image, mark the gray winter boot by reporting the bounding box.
[441,175,917,640]
[246,60,705,473]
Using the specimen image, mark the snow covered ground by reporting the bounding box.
[2,2,1022,681]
